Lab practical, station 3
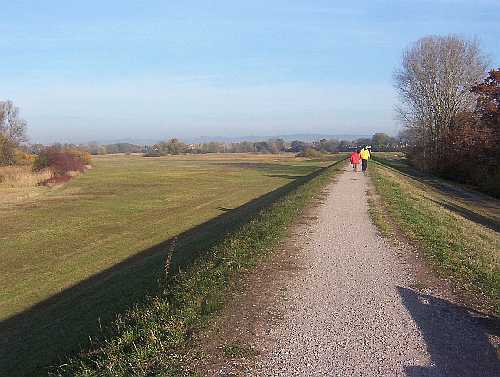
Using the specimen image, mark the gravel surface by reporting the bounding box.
[249,167,500,377]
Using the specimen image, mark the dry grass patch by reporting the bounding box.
[0,165,53,188]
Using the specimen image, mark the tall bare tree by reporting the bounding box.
[0,100,28,165]
[394,35,488,170]
[0,100,27,144]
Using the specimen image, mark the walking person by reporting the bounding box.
[350,149,361,172]
[360,146,370,173]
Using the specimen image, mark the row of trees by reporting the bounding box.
[395,35,499,196]
[145,138,290,156]
[144,133,402,157]
[86,142,146,155]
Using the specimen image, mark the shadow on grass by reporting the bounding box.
[427,198,500,233]
[398,287,500,377]
[0,160,344,377]
[216,206,233,212]
[373,157,489,201]
[215,162,320,177]
[373,157,500,232]
[265,174,304,180]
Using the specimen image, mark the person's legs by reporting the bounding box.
[362,159,367,172]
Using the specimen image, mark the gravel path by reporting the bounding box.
[250,166,499,377]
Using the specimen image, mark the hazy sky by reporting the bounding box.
[2,0,500,143]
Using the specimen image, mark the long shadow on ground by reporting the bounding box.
[398,287,500,377]
[0,160,344,377]
[372,157,500,233]
[215,162,320,177]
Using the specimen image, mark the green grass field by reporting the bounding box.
[0,153,341,376]
[370,153,500,314]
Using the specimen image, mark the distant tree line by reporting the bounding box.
[86,142,146,155]
[143,134,402,157]
[2,127,401,166]
[395,35,499,196]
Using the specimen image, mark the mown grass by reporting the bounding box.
[0,153,344,376]
[48,159,344,376]
[370,155,500,314]
[1,154,322,320]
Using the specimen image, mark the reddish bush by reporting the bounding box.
[34,147,89,176]
[472,69,500,125]
[440,119,496,180]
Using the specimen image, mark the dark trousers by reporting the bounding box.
[361,159,368,172]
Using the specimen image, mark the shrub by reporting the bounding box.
[34,147,91,176]
[0,134,16,166]
[66,148,92,165]
[297,148,322,158]
[144,149,162,157]
[14,149,36,165]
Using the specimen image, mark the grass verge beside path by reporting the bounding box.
[51,160,345,376]
[369,158,499,315]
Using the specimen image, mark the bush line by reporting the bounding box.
[51,160,344,376]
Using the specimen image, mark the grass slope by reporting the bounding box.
[370,154,500,314]
[1,154,322,319]
[50,159,344,376]
[0,153,343,376]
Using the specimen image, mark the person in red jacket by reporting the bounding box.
[350,149,361,172]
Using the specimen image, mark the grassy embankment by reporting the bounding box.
[369,153,499,314]
[0,153,344,376]
[52,155,345,376]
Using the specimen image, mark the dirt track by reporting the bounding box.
[195,166,500,376]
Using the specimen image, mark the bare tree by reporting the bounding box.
[394,35,488,170]
[0,100,27,144]
[0,100,28,165]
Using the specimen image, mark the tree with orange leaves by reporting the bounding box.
[471,69,500,127]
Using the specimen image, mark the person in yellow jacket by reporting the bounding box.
[360,146,370,173]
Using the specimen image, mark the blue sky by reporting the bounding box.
[2,0,500,143]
